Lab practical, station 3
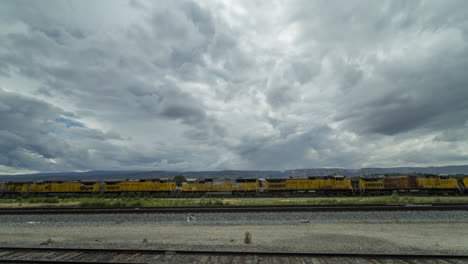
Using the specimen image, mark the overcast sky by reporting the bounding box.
[1,0,468,174]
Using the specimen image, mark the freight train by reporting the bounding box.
[0,175,467,196]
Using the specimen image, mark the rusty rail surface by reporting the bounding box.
[0,247,467,262]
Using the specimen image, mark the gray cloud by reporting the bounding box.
[0,90,102,171]
[1,0,468,173]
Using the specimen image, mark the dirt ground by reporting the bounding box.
[1,222,467,254]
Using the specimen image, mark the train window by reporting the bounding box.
[267,178,285,183]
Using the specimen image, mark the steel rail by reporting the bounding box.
[0,247,467,260]
[1,203,468,214]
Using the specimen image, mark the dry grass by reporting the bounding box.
[41,238,55,245]
[1,195,468,208]
[0,202,79,208]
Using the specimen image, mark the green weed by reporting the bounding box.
[244,232,252,244]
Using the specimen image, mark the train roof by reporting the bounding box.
[359,175,453,179]
[265,175,346,181]
[235,178,257,182]
[103,178,171,183]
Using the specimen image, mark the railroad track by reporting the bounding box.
[0,247,467,264]
[1,203,468,214]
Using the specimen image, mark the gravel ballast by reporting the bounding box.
[1,210,468,225]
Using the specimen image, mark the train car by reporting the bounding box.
[210,179,234,192]
[264,178,315,192]
[156,179,177,192]
[416,175,461,194]
[50,182,100,193]
[202,178,233,192]
[181,178,234,193]
[265,176,352,194]
[181,178,258,193]
[181,178,212,192]
[29,181,101,193]
[359,176,419,195]
[290,178,316,191]
[103,179,175,193]
[29,182,50,193]
[232,178,259,193]
[463,177,468,193]
[181,179,205,192]
[1,182,31,193]
[264,178,287,192]
[314,175,353,194]
[359,175,461,195]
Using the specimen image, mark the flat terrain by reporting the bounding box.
[1,211,467,255]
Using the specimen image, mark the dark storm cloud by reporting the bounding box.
[0,2,221,129]
[0,90,120,171]
[0,0,236,172]
[230,125,365,170]
[334,30,468,135]
[0,89,195,172]
[1,0,468,173]
[276,0,468,136]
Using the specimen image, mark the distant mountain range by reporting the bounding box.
[1,165,468,182]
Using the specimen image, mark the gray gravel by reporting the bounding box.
[1,210,467,226]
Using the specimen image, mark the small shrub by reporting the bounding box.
[244,232,252,244]
[127,199,144,207]
[79,198,111,207]
[41,238,55,245]
[142,238,148,243]
[28,197,60,204]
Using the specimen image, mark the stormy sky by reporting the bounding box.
[1,0,468,174]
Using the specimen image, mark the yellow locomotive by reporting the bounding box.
[103,179,175,193]
[181,178,259,193]
[416,175,460,192]
[29,181,101,193]
[0,182,31,193]
[0,174,465,196]
[265,175,353,194]
[359,175,461,194]
[233,178,259,192]
[463,176,468,193]
[181,178,226,192]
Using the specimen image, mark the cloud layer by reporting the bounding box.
[1,0,468,173]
